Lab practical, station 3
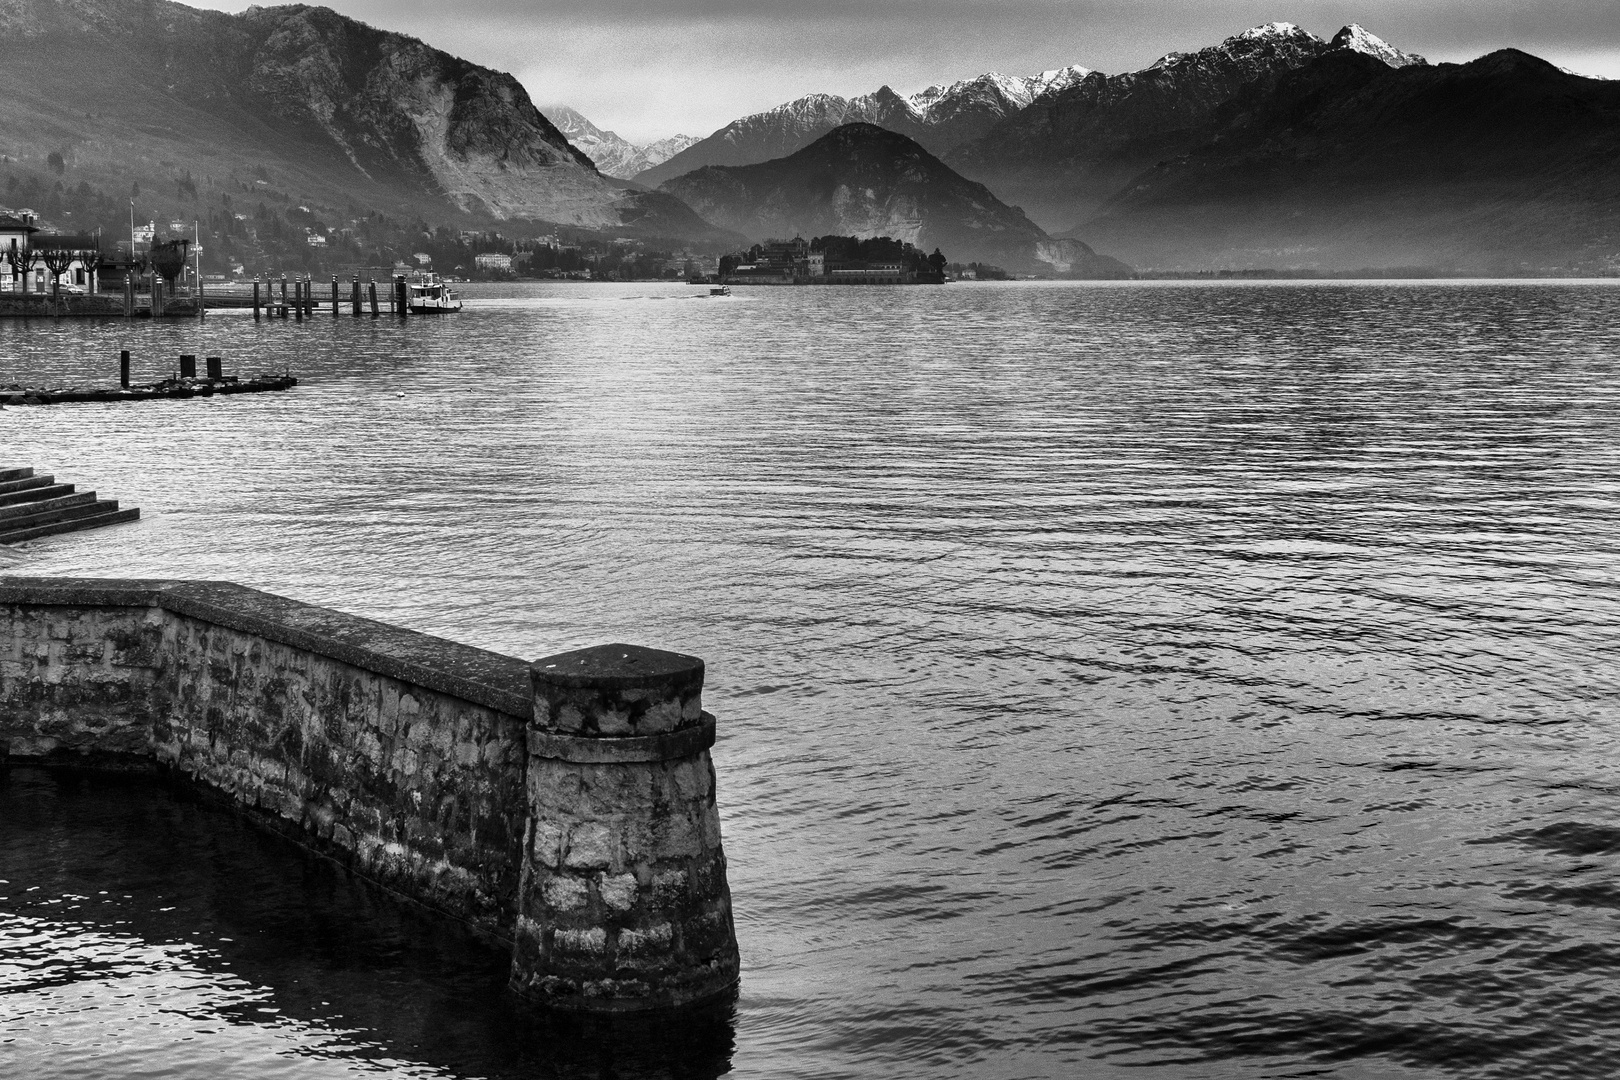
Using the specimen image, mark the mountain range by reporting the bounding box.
[944,22,1427,230]
[659,124,1129,276]
[1,1,1616,276]
[544,106,700,181]
[1072,47,1620,272]
[632,66,1092,189]
[0,0,734,243]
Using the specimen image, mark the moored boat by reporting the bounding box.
[407,273,462,313]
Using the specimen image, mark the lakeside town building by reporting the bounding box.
[1,211,101,294]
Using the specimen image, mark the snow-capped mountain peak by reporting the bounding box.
[546,105,699,180]
[1027,65,1093,98]
[1238,21,1307,41]
[1329,24,1428,68]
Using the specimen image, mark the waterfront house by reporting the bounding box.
[0,211,100,293]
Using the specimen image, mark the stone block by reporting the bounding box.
[563,822,615,871]
[616,922,674,958]
[542,876,590,913]
[598,872,639,913]
[554,927,607,957]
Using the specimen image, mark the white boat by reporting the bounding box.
[407,273,462,313]
[710,285,731,296]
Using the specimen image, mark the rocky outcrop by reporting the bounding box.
[633,66,1092,188]
[660,124,1130,276]
[0,0,732,240]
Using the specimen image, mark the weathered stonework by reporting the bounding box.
[513,644,740,1010]
[0,578,739,1012]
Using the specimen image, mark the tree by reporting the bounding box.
[5,240,39,298]
[40,244,77,314]
[150,239,189,295]
[928,248,947,275]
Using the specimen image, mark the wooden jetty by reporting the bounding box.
[1,350,296,406]
[0,467,139,544]
[0,374,297,406]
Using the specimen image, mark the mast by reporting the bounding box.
[194,220,203,321]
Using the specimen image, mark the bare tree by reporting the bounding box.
[40,245,76,315]
[5,240,40,300]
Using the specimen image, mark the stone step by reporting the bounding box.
[0,491,97,523]
[0,505,139,545]
[0,482,73,507]
[0,474,54,496]
[0,467,34,483]
[0,497,115,535]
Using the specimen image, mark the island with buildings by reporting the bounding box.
[720,236,948,285]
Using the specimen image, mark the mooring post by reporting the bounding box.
[351,278,361,317]
[510,644,741,1011]
[206,356,222,380]
[280,276,289,319]
[294,280,304,323]
[123,273,134,318]
[252,279,261,321]
[330,276,338,317]
[119,350,130,389]
[179,354,196,379]
[368,280,379,318]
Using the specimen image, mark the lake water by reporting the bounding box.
[3,281,1620,1079]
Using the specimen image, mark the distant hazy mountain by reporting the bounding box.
[946,23,1426,230]
[546,106,700,180]
[0,0,733,241]
[1071,48,1620,273]
[658,124,1130,277]
[633,66,1092,188]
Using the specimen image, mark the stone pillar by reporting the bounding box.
[512,644,740,1012]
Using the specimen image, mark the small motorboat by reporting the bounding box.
[407,273,463,313]
[710,285,731,297]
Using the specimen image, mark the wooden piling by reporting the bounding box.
[396,276,409,318]
[368,280,379,318]
[206,357,222,380]
[252,279,261,320]
[123,274,134,318]
[280,277,289,319]
[294,280,303,323]
[120,350,130,389]
[179,354,197,379]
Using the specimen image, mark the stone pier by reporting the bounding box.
[0,577,740,1012]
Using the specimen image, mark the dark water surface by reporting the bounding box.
[3,281,1620,1078]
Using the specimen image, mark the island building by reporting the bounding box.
[720,236,944,285]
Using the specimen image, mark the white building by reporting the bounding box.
[474,252,513,271]
[0,211,100,294]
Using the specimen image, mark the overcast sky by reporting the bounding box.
[189,0,1620,144]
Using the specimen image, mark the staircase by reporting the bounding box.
[0,467,140,544]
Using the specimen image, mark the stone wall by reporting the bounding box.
[0,578,533,939]
[0,577,739,1010]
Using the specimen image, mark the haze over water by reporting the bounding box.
[3,281,1620,1078]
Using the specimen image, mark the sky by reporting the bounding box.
[188,0,1620,144]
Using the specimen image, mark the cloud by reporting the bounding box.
[185,1,1620,142]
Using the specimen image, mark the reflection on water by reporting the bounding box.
[0,768,736,1080]
[3,281,1620,1078]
